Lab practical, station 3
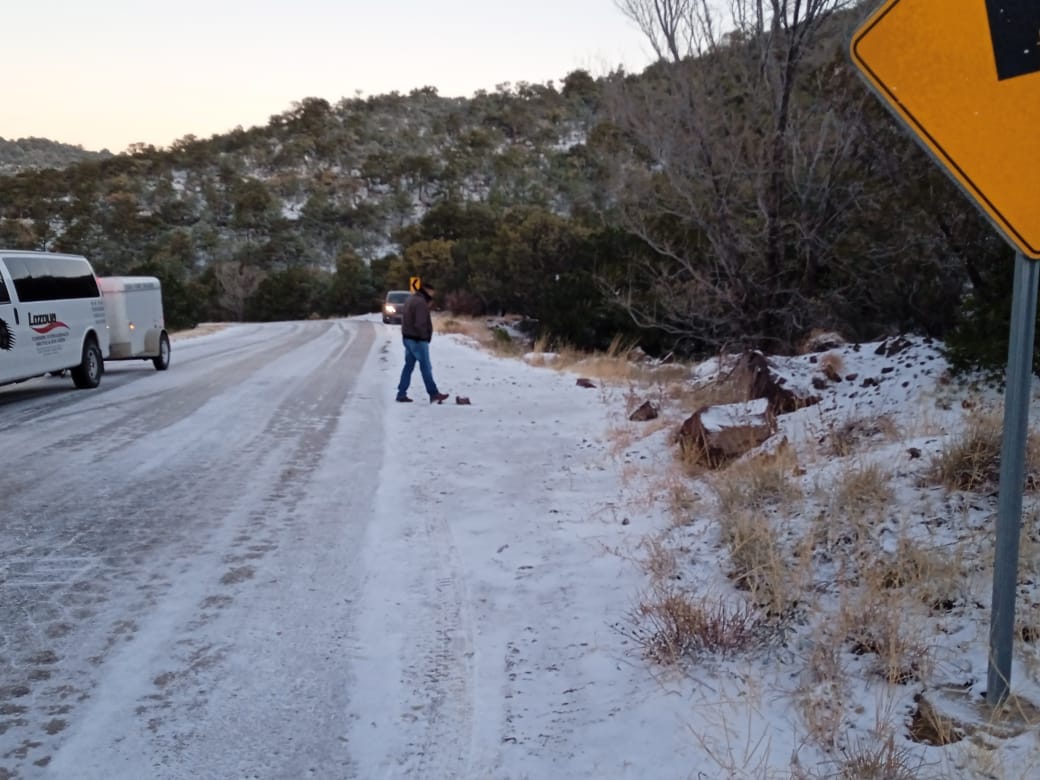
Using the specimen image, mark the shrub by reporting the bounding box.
[626,586,768,664]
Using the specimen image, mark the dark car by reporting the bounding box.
[382,290,410,324]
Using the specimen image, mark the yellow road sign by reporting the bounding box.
[409,276,421,293]
[850,0,1040,258]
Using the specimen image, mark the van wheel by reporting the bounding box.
[153,333,171,371]
[71,339,103,389]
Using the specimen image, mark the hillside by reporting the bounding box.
[0,81,602,265]
[561,329,1040,778]
[0,136,112,175]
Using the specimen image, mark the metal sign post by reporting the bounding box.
[987,252,1039,706]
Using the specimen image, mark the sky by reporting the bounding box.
[4,0,653,153]
[4,314,1040,776]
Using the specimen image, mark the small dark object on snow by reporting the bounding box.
[908,447,922,459]
[456,396,471,405]
[576,378,596,388]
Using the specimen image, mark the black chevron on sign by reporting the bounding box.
[985,0,1040,80]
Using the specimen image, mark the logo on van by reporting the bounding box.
[28,312,69,334]
[0,318,13,350]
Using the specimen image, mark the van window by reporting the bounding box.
[2,256,100,302]
[0,273,9,304]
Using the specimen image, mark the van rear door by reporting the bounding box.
[0,260,40,381]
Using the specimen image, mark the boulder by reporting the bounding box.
[729,350,819,415]
[629,400,659,421]
[875,336,913,357]
[676,397,775,468]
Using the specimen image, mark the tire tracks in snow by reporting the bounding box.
[406,512,475,779]
[346,379,477,778]
[0,320,376,778]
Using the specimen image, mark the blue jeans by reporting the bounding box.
[397,338,440,399]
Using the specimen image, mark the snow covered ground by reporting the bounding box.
[4,315,1040,779]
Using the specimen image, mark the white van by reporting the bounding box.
[98,276,170,371]
[0,250,110,389]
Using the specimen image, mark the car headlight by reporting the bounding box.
[384,304,396,314]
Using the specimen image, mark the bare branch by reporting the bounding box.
[604,0,862,353]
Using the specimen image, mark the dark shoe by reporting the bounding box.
[430,392,449,404]
[396,395,413,403]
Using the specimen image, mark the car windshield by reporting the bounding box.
[387,292,409,303]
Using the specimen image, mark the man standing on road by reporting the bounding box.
[396,283,449,404]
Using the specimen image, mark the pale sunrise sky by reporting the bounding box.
[4,0,653,153]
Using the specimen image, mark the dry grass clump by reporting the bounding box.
[872,538,966,611]
[809,462,890,560]
[625,467,703,525]
[799,640,848,748]
[843,597,933,685]
[716,510,812,617]
[908,696,965,748]
[627,585,769,664]
[436,315,485,339]
[820,413,900,457]
[666,375,751,411]
[930,410,1040,491]
[818,351,845,377]
[812,541,950,687]
[547,334,640,372]
[533,334,690,386]
[709,450,809,614]
[931,412,1003,490]
[832,735,921,780]
[442,320,691,385]
[437,316,500,347]
[638,534,679,581]
[718,510,777,594]
[437,315,528,356]
[832,461,893,523]
[663,475,700,526]
[712,448,804,517]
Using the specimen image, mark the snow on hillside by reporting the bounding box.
[595,332,1040,779]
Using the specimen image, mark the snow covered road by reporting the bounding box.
[2,320,382,777]
[0,319,692,779]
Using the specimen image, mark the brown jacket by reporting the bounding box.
[401,290,433,342]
